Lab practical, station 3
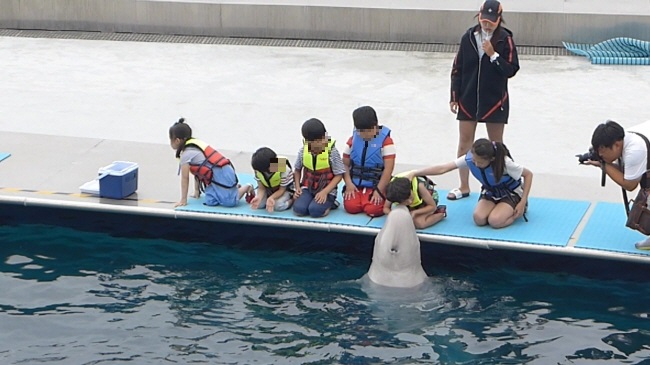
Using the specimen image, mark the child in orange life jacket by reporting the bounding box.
[169,118,253,208]
[293,118,345,218]
[342,106,396,217]
[410,138,532,228]
[383,174,447,229]
[249,147,295,212]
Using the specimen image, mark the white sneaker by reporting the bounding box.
[634,237,650,250]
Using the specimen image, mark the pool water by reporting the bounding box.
[1,207,649,364]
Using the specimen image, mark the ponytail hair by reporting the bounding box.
[169,118,192,159]
[471,138,513,182]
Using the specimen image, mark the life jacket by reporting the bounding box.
[302,139,335,193]
[255,158,294,194]
[349,126,390,188]
[466,151,521,199]
[393,172,436,209]
[184,138,238,190]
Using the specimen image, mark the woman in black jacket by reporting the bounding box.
[448,0,520,200]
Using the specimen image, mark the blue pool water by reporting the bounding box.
[1,206,650,364]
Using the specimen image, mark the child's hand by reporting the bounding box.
[250,195,261,209]
[174,199,188,208]
[293,188,302,199]
[343,184,358,200]
[266,197,276,212]
[314,191,328,204]
[513,199,527,218]
[370,190,383,205]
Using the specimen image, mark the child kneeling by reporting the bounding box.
[292,118,345,218]
[249,147,295,212]
[384,175,446,229]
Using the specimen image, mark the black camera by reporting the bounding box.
[576,147,600,164]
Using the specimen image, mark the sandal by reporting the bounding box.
[244,184,256,204]
[447,188,469,201]
[434,205,447,217]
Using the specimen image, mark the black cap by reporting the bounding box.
[479,0,502,24]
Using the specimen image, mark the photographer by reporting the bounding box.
[586,120,650,249]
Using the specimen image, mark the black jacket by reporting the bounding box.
[450,25,520,123]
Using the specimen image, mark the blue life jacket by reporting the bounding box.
[466,151,521,198]
[349,126,390,188]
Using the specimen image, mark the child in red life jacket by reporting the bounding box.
[292,118,345,218]
[169,118,253,208]
[342,106,396,217]
[249,147,295,212]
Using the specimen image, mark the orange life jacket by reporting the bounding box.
[184,138,237,190]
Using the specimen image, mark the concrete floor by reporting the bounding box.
[0,35,649,206]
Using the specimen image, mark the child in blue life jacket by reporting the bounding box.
[383,174,446,229]
[169,118,253,208]
[249,147,295,212]
[410,138,532,228]
[293,118,345,218]
[342,106,396,217]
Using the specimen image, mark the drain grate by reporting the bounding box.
[0,28,571,56]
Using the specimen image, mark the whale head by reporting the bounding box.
[367,205,428,288]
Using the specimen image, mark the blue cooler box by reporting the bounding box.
[98,161,138,199]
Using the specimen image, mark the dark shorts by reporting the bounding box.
[479,191,521,208]
[459,119,508,124]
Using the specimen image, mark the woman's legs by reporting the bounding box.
[450,120,477,198]
[486,122,505,143]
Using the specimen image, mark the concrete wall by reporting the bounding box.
[1,0,649,46]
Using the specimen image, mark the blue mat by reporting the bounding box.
[0,152,10,162]
[575,202,650,255]
[368,191,591,246]
[175,173,373,227]
[563,37,650,65]
[176,176,590,246]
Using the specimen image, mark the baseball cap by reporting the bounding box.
[479,0,502,25]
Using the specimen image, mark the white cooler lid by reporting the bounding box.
[79,179,100,195]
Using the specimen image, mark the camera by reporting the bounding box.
[576,147,600,164]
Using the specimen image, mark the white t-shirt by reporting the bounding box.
[179,146,205,166]
[620,133,648,181]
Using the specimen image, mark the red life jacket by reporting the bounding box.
[184,138,237,190]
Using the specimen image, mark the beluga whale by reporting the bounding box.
[366,204,428,288]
